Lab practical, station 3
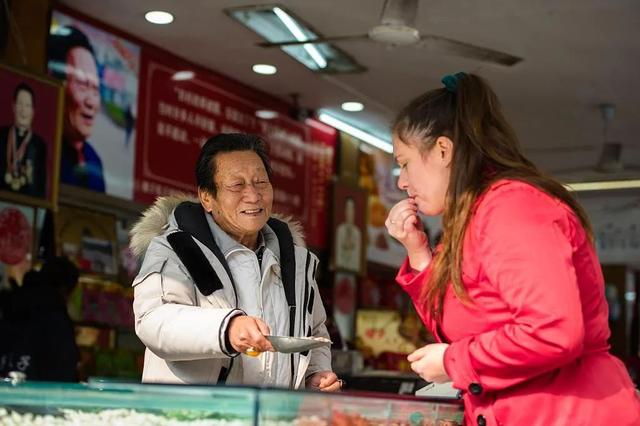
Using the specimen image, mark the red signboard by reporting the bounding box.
[135,48,336,248]
[303,119,336,248]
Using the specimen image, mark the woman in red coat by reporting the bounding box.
[386,72,640,425]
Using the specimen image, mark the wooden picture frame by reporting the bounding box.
[0,63,63,210]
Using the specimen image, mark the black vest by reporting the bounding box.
[166,201,298,336]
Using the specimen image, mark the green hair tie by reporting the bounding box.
[441,72,466,93]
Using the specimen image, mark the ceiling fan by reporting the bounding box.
[257,0,522,67]
[552,104,640,178]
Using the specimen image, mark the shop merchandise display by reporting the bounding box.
[0,408,247,426]
[0,381,463,425]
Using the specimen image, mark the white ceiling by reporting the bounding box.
[60,0,640,181]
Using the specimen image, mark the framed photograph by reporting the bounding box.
[0,63,63,209]
[331,182,367,275]
[48,11,141,199]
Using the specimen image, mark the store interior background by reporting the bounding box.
[0,0,639,391]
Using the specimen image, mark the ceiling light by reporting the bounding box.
[225,5,363,73]
[171,71,195,81]
[564,179,640,192]
[318,113,392,153]
[255,110,278,119]
[252,64,277,75]
[145,11,174,25]
[341,102,364,112]
[272,7,327,69]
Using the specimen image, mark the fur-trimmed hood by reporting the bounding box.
[129,195,306,258]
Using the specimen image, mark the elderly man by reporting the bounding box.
[47,26,105,192]
[130,133,340,390]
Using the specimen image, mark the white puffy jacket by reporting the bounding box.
[129,196,331,387]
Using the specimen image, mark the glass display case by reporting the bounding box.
[259,389,463,425]
[0,379,463,425]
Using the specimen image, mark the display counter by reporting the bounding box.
[0,379,463,425]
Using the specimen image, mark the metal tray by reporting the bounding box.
[266,335,331,353]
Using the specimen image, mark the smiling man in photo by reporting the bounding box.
[48,26,105,192]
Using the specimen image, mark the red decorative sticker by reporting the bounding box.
[0,208,32,265]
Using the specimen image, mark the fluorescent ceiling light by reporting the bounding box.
[564,179,640,192]
[252,64,277,75]
[225,5,363,73]
[171,71,195,81]
[318,113,393,154]
[272,7,326,69]
[145,11,174,25]
[255,110,278,119]
[341,102,364,112]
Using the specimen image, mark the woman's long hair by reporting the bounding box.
[392,73,593,320]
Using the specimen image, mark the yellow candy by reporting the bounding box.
[245,347,261,357]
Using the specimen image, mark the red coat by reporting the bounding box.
[397,180,640,425]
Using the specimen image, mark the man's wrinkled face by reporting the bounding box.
[200,150,273,243]
[64,47,100,141]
